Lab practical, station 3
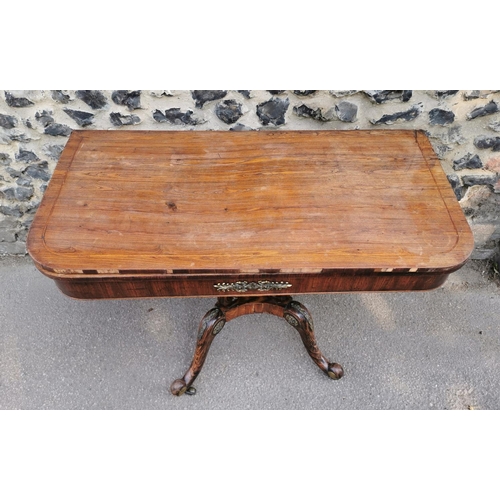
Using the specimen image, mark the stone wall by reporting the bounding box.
[1,90,499,258]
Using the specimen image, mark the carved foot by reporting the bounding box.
[170,307,226,396]
[170,379,197,396]
[327,362,344,379]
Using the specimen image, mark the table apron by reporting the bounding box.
[52,271,450,299]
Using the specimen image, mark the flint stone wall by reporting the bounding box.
[1,90,499,259]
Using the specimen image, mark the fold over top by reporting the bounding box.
[27,130,474,277]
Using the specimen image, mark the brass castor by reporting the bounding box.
[327,363,344,380]
[170,379,197,396]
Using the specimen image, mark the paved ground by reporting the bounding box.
[1,255,499,410]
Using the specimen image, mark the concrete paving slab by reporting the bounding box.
[1,256,499,409]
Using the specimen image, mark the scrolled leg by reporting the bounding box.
[170,295,343,396]
[170,307,226,396]
[284,300,344,380]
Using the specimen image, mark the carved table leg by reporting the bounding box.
[170,307,226,396]
[283,301,344,380]
[170,295,343,395]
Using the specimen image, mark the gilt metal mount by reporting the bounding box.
[214,280,292,293]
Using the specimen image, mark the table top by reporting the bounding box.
[27,129,473,280]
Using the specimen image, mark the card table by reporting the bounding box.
[27,130,474,395]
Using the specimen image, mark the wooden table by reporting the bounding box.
[27,130,474,395]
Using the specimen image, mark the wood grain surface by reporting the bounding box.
[27,129,474,296]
